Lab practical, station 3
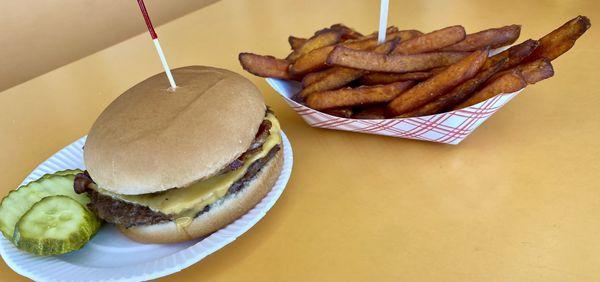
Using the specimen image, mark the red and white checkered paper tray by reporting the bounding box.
[267,78,523,145]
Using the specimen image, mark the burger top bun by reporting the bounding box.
[84,66,266,195]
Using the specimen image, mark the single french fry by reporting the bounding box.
[290,24,362,51]
[387,49,488,115]
[302,68,336,87]
[323,108,354,118]
[391,25,466,54]
[341,38,384,50]
[393,29,424,40]
[489,57,555,84]
[385,29,423,41]
[327,46,470,73]
[454,69,527,109]
[517,58,554,84]
[290,45,336,75]
[329,23,364,40]
[298,66,361,98]
[297,40,399,98]
[288,36,307,50]
[400,58,508,117]
[361,26,399,39]
[239,53,292,80]
[286,30,341,62]
[360,71,434,85]
[441,25,521,51]
[482,39,539,71]
[526,15,591,62]
[352,106,387,119]
[306,81,415,110]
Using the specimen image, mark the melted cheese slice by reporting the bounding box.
[95,114,281,218]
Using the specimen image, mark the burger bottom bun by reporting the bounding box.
[119,149,283,244]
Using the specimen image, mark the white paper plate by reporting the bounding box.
[0,132,293,282]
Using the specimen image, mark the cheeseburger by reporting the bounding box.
[74,66,283,244]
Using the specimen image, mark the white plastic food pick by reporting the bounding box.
[137,0,177,89]
[378,0,390,43]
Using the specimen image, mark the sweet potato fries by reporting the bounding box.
[239,16,590,119]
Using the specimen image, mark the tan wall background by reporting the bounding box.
[0,0,218,92]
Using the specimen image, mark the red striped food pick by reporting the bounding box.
[137,0,177,89]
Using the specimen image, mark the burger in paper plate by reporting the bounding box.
[74,66,284,243]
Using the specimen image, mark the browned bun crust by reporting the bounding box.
[119,149,283,244]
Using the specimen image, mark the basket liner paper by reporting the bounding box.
[268,78,522,145]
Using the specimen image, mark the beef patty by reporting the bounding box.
[75,119,279,228]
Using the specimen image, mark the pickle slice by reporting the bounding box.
[12,196,101,256]
[41,169,82,177]
[0,170,88,240]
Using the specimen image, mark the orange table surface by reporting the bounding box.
[1,0,599,281]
